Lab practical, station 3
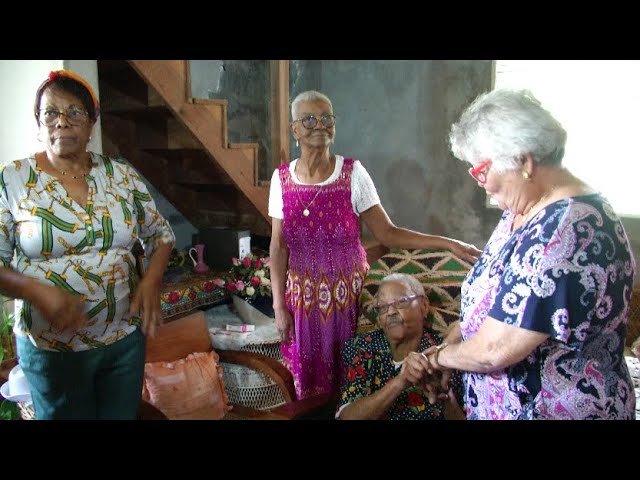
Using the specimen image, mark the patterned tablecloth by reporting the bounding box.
[160,269,228,319]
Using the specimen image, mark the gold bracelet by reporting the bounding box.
[434,342,449,366]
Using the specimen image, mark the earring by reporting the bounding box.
[522,171,530,180]
[296,139,299,147]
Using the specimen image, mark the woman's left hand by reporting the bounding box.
[447,239,482,264]
[129,275,163,338]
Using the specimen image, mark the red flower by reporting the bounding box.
[253,259,263,269]
[355,365,366,378]
[202,281,215,293]
[347,367,356,382]
[250,276,260,286]
[407,392,424,407]
[166,291,180,304]
[243,256,252,267]
[225,282,237,292]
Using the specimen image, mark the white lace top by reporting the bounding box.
[268,155,380,219]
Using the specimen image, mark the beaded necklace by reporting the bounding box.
[50,155,92,180]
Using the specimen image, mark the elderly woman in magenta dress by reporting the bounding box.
[268,91,481,400]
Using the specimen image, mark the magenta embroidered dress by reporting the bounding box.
[278,158,369,399]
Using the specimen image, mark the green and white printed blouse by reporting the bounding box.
[0,152,175,352]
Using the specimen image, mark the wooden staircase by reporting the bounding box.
[97,60,272,237]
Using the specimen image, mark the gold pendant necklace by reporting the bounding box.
[296,184,324,217]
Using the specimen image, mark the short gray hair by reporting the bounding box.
[378,273,425,298]
[291,90,333,121]
[449,89,567,174]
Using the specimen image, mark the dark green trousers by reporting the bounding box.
[16,328,146,420]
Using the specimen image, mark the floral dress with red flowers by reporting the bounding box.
[337,328,464,420]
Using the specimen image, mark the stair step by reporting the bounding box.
[101,104,173,120]
[190,98,228,107]
[98,61,149,106]
[142,147,206,158]
[141,148,234,186]
[167,118,202,149]
[227,142,260,150]
[174,180,236,189]
[120,60,272,224]
[97,60,130,73]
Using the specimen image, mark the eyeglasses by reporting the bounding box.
[468,159,492,184]
[293,114,336,129]
[372,295,423,316]
[38,108,89,127]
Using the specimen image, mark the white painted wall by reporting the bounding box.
[0,60,102,165]
[0,60,62,163]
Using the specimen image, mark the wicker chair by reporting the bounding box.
[140,311,333,420]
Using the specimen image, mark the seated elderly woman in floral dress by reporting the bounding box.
[336,273,464,420]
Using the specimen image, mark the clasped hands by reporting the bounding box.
[401,347,453,405]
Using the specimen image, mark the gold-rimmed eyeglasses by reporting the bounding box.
[373,294,423,317]
[38,108,89,127]
[293,114,336,129]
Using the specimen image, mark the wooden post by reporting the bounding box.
[270,60,290,172]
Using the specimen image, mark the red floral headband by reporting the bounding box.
[39,69,100,115]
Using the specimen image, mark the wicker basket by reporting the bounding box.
[220,341,287,411]
[220,363,287,411]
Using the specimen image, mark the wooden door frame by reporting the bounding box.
[270,60,290,172]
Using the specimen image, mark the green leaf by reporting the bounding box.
[0,399,21,421]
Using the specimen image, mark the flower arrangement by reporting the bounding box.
[224,254,271,301]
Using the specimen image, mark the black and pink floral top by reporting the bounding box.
[461,194,636,419]
[338,327,464,420]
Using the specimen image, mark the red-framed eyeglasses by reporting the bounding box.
[468,159,492,184]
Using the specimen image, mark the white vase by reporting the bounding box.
[232,295,273,325]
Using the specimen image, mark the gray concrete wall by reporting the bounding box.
[288,60,639,284]
[290,60,494,248]
[185,60,638,283]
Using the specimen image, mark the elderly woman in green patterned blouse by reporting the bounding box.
[0,69,175,419]
[336,273,464,420]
